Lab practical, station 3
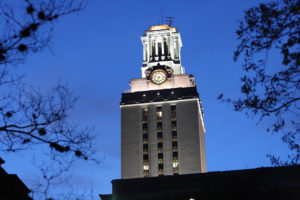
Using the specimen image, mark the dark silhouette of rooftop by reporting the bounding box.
[100,165,300,200]
[0,157,32,200]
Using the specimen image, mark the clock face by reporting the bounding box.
[150,69,167,85]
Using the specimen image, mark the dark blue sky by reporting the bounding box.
[2,0,290,198]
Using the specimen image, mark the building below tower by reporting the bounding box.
[100,165,300,200]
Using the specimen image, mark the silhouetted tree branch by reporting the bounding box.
[218,0,300,165]
[0,0,86,65]
[0,0,97,199]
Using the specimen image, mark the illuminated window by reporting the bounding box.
[156,107,162,121]
[173,160,179,168]
[142,107,148,123]
[143,165,149,170]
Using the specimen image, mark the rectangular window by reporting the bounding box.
[142,107,148,122]
[173,160,179,168]
[171,105,176,121]
[157,132,162,138]
[172,141,178,147]
[173,152,178,158]
[143,165,149,170]
[142,123,148,129]
[157,142,163,148]
[143,170,149,177]
[156,107,162,122]
[158,153,163,159]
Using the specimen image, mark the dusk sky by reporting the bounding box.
[1,0,291,198]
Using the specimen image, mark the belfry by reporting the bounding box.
[120,24,206,179]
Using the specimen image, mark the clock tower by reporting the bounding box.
[121,24,206,179]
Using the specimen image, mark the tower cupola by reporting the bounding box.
[141,25,183,77]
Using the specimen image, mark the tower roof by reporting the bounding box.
[146,24,177,33]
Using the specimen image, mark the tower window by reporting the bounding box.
[143,154,149,159]
[173,152,178,158]
[172,141,178,147]
[173,160,179,168]
[156,107,162,121]
[143,170,149,177]
[158,163,163,169]
[172,131,177,136]
[158,153,163,159]
[158,142,163,148]
[143,165,149,170]
[143,123,148,129]
[142,107,148,122]
[157,132,162,138]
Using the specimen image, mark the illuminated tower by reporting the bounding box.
[121,25,206,179]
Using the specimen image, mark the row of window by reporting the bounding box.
[171,105,179,174]
[142,107,149,177]
[156,107,164,176]
[142,105,179,177]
